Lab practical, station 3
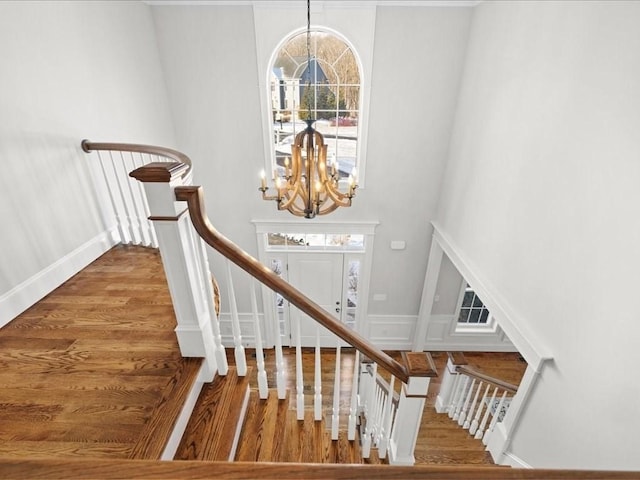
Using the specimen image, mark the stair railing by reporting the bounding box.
[83,142,437,465]
[436,352,518,446]
[170,180,437,465]
[358,359,399,460]
[81,140,192,248]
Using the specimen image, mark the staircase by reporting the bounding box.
[79,140,517,468]
[171,350,388,464]
[150,348,509,466]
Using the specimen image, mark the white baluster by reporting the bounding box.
[314,327,322,421]
[458,378,476,426]
[112,151,140,244]
[361,362,378,459]
[470,384,490,435]
[250,278,268,399]
[347,350,360,440]
[225,259,247,376]
[372,384,383,444]
[273,306,287,400]
[120,151,150,246]
[447,374,462,417]
[483,391,508,445]
[452,376,469,421]
[331,343,341,440]
[378,375,395,459]
[192,230,227,375]
[96,151,129,243]
[465,381,484,430]
[475,386,498,440]
[295,312,304,421]
[131,151,158,247]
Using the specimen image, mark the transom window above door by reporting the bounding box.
[266,232,364,251]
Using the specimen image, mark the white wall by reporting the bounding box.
[0,1,175,325]
[150,4,472,343]
[437,0,640,469]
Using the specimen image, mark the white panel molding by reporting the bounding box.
[368,314,416,350]
[431,222,553,372]
[0,229,117,328]
[424,314,517,352]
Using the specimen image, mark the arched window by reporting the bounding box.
[269,29,361,182]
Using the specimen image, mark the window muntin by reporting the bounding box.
[458,283,491,325]
[270,30,360,181]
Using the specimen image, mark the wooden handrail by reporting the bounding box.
[173,185,410,384]
[2,458,638,479]
[81,139,192,175]
[455,365,518,394]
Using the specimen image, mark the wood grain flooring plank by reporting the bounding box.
[270,393,289,463]
[0,245,193,461]
[129,357,203,460]
[0,441,134,459]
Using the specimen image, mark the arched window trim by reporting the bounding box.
[264,25,368,188]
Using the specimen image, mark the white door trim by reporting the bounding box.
[252,220,378,346]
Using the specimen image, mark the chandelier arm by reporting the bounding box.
[277,188,298,211]
[323,184,353,206]
[316,201,342,216]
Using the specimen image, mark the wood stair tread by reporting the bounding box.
[174,366,251,462]
[129,357,203,460]
[235,390,289,462]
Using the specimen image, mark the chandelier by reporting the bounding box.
[258,0,358,219]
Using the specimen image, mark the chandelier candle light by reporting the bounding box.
[258,0,358,219]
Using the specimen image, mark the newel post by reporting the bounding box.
[388,352,437,466]
[129,162,222,381]
[435,352,467,413]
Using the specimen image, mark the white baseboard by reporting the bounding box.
[0,229,117,328]
[503,451,533,469]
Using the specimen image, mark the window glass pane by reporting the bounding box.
[479,309,489,324]
[288,233,306,247]
[348,234,364,247]
[472,295,484,308]
[462,291,474,308]
[458,308,470,323]
[469,309,481,323]
[267,233,287,246]
[326,234,347,246]
[347,260,360,308]
[271,30,360,177]
[306,233,325,247]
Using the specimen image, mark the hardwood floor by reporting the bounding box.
[0,244,526,465]
[0,245,191,459]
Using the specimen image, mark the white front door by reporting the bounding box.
[287,253,345,347]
